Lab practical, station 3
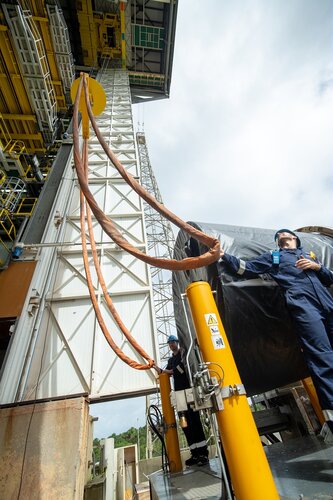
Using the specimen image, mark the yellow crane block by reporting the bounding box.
[71,74,106,139]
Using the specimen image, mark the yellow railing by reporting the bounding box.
[14,197,37,216]
[0,208,16,241]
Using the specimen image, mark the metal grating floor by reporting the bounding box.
[149,459,223,500]
[149,436,333,499]
[266,435,333,499]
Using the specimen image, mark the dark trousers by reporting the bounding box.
[293,307,333,410]
[181,406,208,457]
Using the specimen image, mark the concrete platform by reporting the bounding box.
[149,436,333,499]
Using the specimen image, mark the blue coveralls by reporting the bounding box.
[222,247,333,411]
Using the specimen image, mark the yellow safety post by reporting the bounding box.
[159,372,183,473]
[302,377,325,426]
[71,74,106,138]
[120,2,127,69]
[186,281,279,500]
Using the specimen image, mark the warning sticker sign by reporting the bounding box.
[209,325,220,335]
[212,335,225,350]
[204,313,218,326]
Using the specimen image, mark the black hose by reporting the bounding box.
[147,404,170,473]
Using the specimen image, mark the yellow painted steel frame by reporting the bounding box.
[77,0,98,67]
[0,21,45,153]
[30,8,67,111]
[302,377,325,426]
[14,197,37,216]
[186,281,279,500]
[120,2,126,69]
[0,208,16,241]
[159,372,183,473]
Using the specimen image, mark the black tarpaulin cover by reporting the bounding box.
[172,223,333,396]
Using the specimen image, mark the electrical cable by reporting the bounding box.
[147,404,170,473]
[71,73,221,370]
[79,140,154,370]
[206,361,225,388]
[73,74,221,272]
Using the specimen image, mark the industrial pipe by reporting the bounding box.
[302,377,325,426]
[186,281,279,500]
[159,372,183,473]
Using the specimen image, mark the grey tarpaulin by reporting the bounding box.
[172,223,333,396]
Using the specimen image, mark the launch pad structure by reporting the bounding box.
[0,1,179,497]
[0,1,333,499]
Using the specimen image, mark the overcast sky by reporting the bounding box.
[91,0,333,438]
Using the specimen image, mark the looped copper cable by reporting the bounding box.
[80,140,154,370]
[72,74,220,271]
[72,74,222,371]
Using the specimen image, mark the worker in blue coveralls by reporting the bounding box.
[219,229,333,433]
[156,335,209,466]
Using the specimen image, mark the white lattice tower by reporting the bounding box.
[136,131,183,457]
[136,132,176,363]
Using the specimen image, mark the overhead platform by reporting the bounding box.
[149,436,333,499]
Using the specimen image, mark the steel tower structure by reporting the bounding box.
[137,131,176,365]
[0,2,179,496]
[137,131,181,458]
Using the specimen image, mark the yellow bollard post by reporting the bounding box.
[119,1,127,69]
[159,372,183,473]
[302,377,325,426]
[186,281,280,500]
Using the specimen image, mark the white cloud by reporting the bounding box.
[139,0,333,232]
